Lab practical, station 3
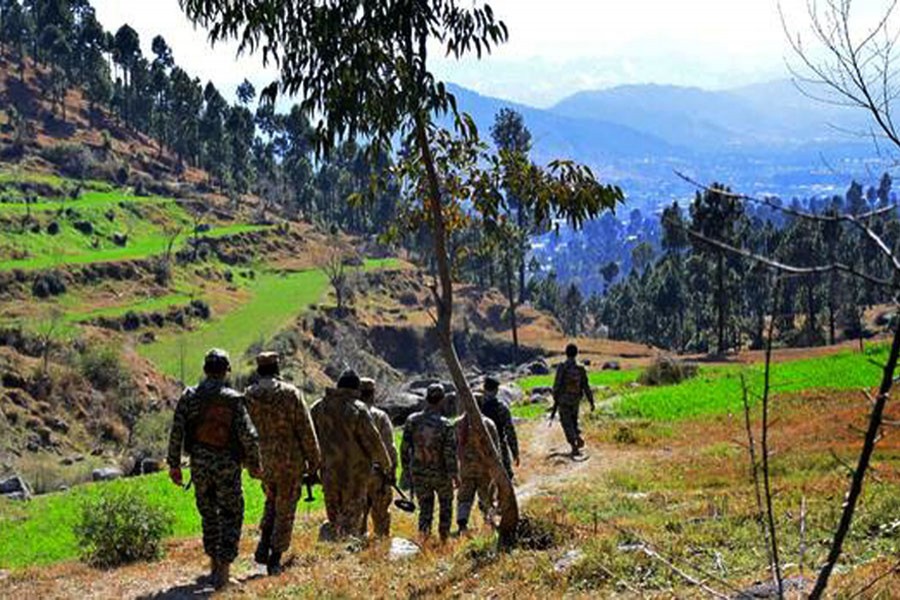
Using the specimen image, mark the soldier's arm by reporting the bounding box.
[486,418,501,454]
[378,413,398,470]
[236,398,262,474]
[443,420,459,479]
[166,390,191,469]
[503,405,520,461]
[400,419,413,473]
[582,367,595,408]
[358,410,391,472]
[552,363,564,400]
[293,389,321,474]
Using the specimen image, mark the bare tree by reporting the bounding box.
[36,309,63,376]
[321,247,350,312]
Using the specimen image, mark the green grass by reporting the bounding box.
[614,345,888,421]
[139,259,399,380]
[0,471,324,569]
[518,369,639,392]
[65,292,195,323]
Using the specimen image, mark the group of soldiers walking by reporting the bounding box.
[166,343,593,589]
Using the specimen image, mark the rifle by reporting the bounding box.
[302,472,319,503]
[548,397,559,426]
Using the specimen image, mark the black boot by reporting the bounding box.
[254,541,270,565]
[457,521,469,536]
[267,551,283,576]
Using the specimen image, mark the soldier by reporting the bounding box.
[359,377,398,538]
[456,393,501,534]
[167,349,262,590]
[244,352,321,575]
[480,376,520,481]
[310,370,391,538]
[551,343,595,456]
[401,384,459,541]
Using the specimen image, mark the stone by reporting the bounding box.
[141,458,163,475]
[91,467,123,482]
[531,386,553,397]
[602,361,621,371]
[1,372,26,389]
[0,475,31,498]
[528,360,551,375]
[497,384,523,406]
[389,537,421,561]
[318,521,339,543]
[553,549,584,573]
[112,233,128,247]
[379,391,425,426]
[73,220,94,235]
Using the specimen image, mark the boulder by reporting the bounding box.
[112,233,128,247]
[528,360,551,375]
[141,458,164,475]
[602,361,621,371]
[91,467,123,482]
[389,537,421,561]
[0,475,31,499]
[379,391,425,426]
[73,220,94,235]
[497,384,523,406]
[1,372,26,389]
[531,386,553,397]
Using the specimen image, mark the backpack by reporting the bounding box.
[560,362,583,397]
[412,415,446,471]
[186,386,243,461]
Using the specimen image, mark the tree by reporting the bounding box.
[181,0,623,546]
[561,282,584,337]
[1,0,34,80]
[236,78,255,106]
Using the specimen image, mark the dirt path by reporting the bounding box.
[5,418,637,599]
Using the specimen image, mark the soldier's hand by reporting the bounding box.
[515,456,521,468]
[452,476,460,489]
[590,403,596,413]
[169,467,183,487]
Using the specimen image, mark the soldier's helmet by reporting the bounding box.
[337,369,361,390]
[483,375,500,392]
[256,351,279,368]
[426,383,445,403]
[566,343,579,358]
[360,378,376,394]
[204,348,231,372]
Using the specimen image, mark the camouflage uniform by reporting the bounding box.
[167,378,261,566]
[360,378,398,538]
[245,361,321,558]
[456,412,501,529]
[481,390,519,480]
[552,357,595,451]
[310,387,391,537]
[401,386,458,539]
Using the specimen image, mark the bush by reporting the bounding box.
[80,345,129,391]
[31,271,67,298]
[131,410,173,459]
[638,356,698,386]
[40,143,95,179]
[74,487,173,568]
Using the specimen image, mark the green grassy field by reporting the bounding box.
[65,292,195,323]
[139,259,399,380]
[614,346,887,421]
[0,471,324,569]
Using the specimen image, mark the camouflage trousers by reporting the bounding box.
[456,471,495,527]
[257,475,303,555]
[364,474,392,537]
[559,402,582,447]
[412,474,454,539]
[191,448,244,564]
[321,468,367,537]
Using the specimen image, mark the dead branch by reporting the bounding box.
[848,556,900,599]
[638,545,729,600]
[740,374,773,569]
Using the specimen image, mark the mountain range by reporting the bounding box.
[448,80,884,208]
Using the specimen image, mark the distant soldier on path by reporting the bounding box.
[456,393,501,534]
[310,370,391,538]
[401,384,459,542]
[244,352,320,575]
[552,343,595,456]
[480,376,519,481]
[167,349,262,590]
[360,377,398,538]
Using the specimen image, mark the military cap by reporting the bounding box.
[360,377,376,393]
[483,375,500,391]
[426,383,445,402]
[256,351,279,367]
[337,369,361,390]
[204,348,231,370]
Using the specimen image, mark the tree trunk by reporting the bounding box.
[517,205,527,305]
[809,319,900,598]
[415,113,519,547]
[717,252,726,354]
[505,256,520,365]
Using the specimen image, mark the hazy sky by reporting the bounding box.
[89,0,833,107]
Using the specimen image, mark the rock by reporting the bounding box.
[0,475,31,498]
[91,467,123,482]
[527,360,551,375]
[531,386,553,397]
[46,222,60,235]
[379,391,426,426]
[73,220,94,235]
[194,223,212,234]
[112,233,128,247]
[1,372,26,389]
[60,456,74,466]
[602,361,621,371]
[406,379,443,393]
[318,521,339,543]
[582,359,592,366]
[554,549,584,573]
[497,384,523,406]
[46,416,69,433]
[141,458,163,475]
[389,537,421,561]
[2,491,29,501]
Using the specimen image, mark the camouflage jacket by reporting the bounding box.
[370,405,398,471]
[244,376,321,482]
[457,413,501,477]
[167,378,261,472]
[401,406,458,480]
[310,388,391,479]
[552,358,594,406]
[481,393,519,462]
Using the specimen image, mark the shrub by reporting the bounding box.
[74,487,173,568]
[131,410,173,459]
[40,143,95,179]
[31,271,67,298]
[638,356,698,386]
[80,345,129,391]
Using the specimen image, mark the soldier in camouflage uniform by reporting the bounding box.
[244,352,321,575]
[481,376,519,481]
[310,370,391,539]
[167,349,262,589]
[552,343,595,457]
[401,384,459,541]
[360,377,398,538]
[456,393,501,534]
